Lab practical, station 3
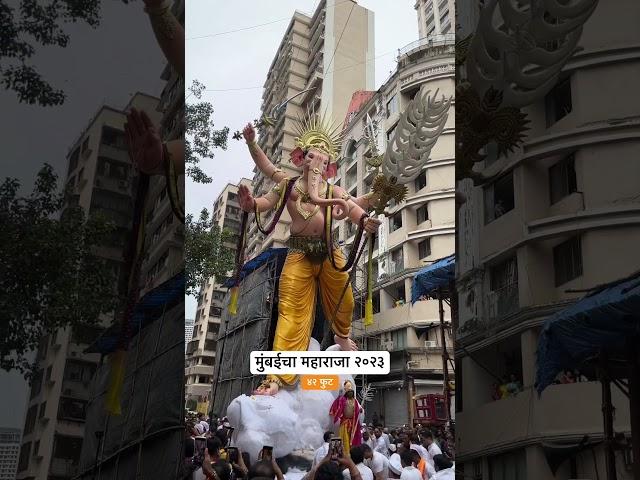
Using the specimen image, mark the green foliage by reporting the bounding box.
[185,80,229,183]
[185,208,235,297]
[0,164,118,378]
[0,0,128,106]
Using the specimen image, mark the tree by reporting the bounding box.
[1,0,129,106]
[0,164,118,378]
[185,80,229,183]
[185,208,235,297]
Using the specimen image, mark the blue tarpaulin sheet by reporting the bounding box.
[411,254,455,303]
[222,248,288,288]
[86,271,185,354]
[535,272,640,395]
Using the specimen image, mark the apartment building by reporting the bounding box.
[0,429,20,480]
[455,0,639,478]
[16,93,161,480]
[140,0,185,295]
[186,179,252,410]
[333,33,456,427]
[185,318,195,353]
[246,0,375,258]
[415,0,454,38]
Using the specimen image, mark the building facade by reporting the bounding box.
[0,428,20,480]
[140,0,185,295]
[415,0,454,38]
[17,93,161,480]
[246,0,375,258]
[186,179,252,411]
[185,318,195,353]
[455,0,639,478]
[333,33,456,427]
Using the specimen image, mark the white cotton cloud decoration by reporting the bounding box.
[226,339,357,461]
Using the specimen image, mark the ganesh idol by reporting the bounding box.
[237,113,382,396]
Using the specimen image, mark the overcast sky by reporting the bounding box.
[185,0,419,317]
[1,1,165,431]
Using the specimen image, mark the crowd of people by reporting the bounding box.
[181,413,455,480]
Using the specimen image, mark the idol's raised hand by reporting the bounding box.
[242,123,256,143]
[238,184,256,212]
[125,108,163,174]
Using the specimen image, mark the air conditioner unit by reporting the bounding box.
[424,340,437,348]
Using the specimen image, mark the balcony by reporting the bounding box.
[49,458,79,477]
[398,33,455,57]
[487,283,519,320]
[186,365,213,377]
[456,382,630,458]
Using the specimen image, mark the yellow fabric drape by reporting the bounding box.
[338,419,354,455]
[267,248,354,386]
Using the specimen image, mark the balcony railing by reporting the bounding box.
[487,283,519,320]
[399,33,455,56]
[50,458,79,477]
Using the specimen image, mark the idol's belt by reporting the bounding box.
[287,236,328,262]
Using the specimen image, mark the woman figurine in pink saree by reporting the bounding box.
[329,380,362,452]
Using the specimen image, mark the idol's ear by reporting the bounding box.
[290,147,304,167]
[324,162,338,179]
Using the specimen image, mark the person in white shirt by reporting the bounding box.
[362,429,376,451]
[408,434,429,462]
[421,431,442,465]
[373,428,389,457]
[362,444,389,480]
[382,429,392,452]
[343,446,374,480]
[431,454,455,480]
[399,450,422,480]
[313,432,333,468]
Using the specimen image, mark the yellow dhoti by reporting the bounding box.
[338,418,355,454]
[267,248,354,386]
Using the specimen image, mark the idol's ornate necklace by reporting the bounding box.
[294,178,327,221]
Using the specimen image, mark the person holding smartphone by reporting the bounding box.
[308,443,363,480]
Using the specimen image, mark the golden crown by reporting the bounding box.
[294,110,344,160]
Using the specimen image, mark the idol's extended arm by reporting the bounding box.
[125,108,184,176]
[143,0,185,77]
[237,182,282,213]
[242,123,287,184]
[333,186,381,234]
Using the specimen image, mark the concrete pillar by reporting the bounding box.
[520,328,539,389]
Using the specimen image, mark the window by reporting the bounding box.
[417,205,428,224]
[68,148,80,174]
[389,212,403,232]
[418,239,431,259]
[63,360,96,383]
[553,236,582,286]
[33,440,40,457]
[58,397,88,421]
[18,443,30,472]
[484,172,515,223]
[100,126,126,149]
[38,402,47,419]
[24,405,37,435]
[549,153,577,204]
[386,94,398,117]
[30,369,43,399]
[391,328,407,349]
[414,171,427,191]
[545,76,572,127]
[228,192,237,202]
[490,257,518,291]
[81,136,90,152]
[489,449,526,480]
[52,434,82,462]
[390,247,404,273]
